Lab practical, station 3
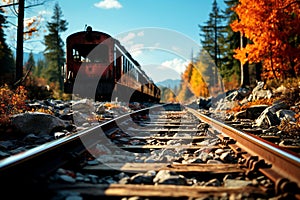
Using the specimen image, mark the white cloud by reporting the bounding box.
[94,0,122,9]
[38,10,51,15]
[119,32,136,44]
[128,43,144,57]
[160,58,189,74]
[137,31,144,37]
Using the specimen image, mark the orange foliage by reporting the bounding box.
[0,85,29,124]
[227,98,274,113]
[24,16,41,40]
[231,0,300,79]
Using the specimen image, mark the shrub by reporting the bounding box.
[0,84,29,125]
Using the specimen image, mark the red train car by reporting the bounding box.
[64,26,160,102]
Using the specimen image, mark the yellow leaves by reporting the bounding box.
[0,84,29,125]
[181,62,209,98]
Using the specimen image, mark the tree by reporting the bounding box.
[33,59,46,77]
[0,7,15,85]
[44,2,68,91]
[190,66,209,97]
[199,0,227,87]
[222,0,242,87]
[1,0,51,84]
[25,52,35,71]
[231,0,300,80]
[177,80,194,103]
[180,61,210,98]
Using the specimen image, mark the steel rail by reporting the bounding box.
[0,103,167,171]
[187,107,300,189]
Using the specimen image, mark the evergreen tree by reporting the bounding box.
[33,59,46,78]
[222,0,241,86]
[25,52,35,72]
[44,2,68,91]
[199,0,227,87]
[0,8,15,85]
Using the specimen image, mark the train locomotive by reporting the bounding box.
[64,26,161,103]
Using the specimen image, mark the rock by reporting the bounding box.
[224,179,252,187]
[0,150,10,159]
[71,99,95,114]
[153,170,187,185]
[130,170,156,184]
[276,109,296,122]
[0,140,14,150]
[72,111,90,126]
[198,98,211,109]
[23,133,39,142]
[248,81,272,101]
[59,175,76,183]
[245,105,269,120]
[220,151,234,162]
[255,103,287,128]
[234,110,247,119]
[11,112,68,135]
[204,178,221,186]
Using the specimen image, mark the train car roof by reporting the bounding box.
[66,30,112,41]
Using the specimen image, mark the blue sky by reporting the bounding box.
[3,0,226,82]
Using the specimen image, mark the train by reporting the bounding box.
[64,26,161,103]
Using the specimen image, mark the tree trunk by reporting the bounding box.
[16,0,24,84]
[240,33,250,87]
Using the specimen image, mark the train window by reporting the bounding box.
[123,57,127,73]
[72,44,109,63]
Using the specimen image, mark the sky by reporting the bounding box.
[2,0,226,83]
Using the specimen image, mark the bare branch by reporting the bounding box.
[0,3,18,8]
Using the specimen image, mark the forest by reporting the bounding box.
[162,0,300,103]
[0,0,299,103]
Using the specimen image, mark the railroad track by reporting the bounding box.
[0,103,299,200]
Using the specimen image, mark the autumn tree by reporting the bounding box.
[231,0,300,80]
[44,2,68,91]
[180,61,210,99]
[190,66,209,97]
[0,7,15,85]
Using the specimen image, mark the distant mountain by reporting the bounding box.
[156,79,181,90]
[13,52,45,64]
[23,52,44,64]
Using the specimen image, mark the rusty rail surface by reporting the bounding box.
[187,107,300,195]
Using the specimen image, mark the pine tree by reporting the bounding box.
[33,59,46,78]
[44,2,68,91]
[25,52,35,71]
[199,0,227,87]
[0,8,15,85]
[222,0,241,87]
